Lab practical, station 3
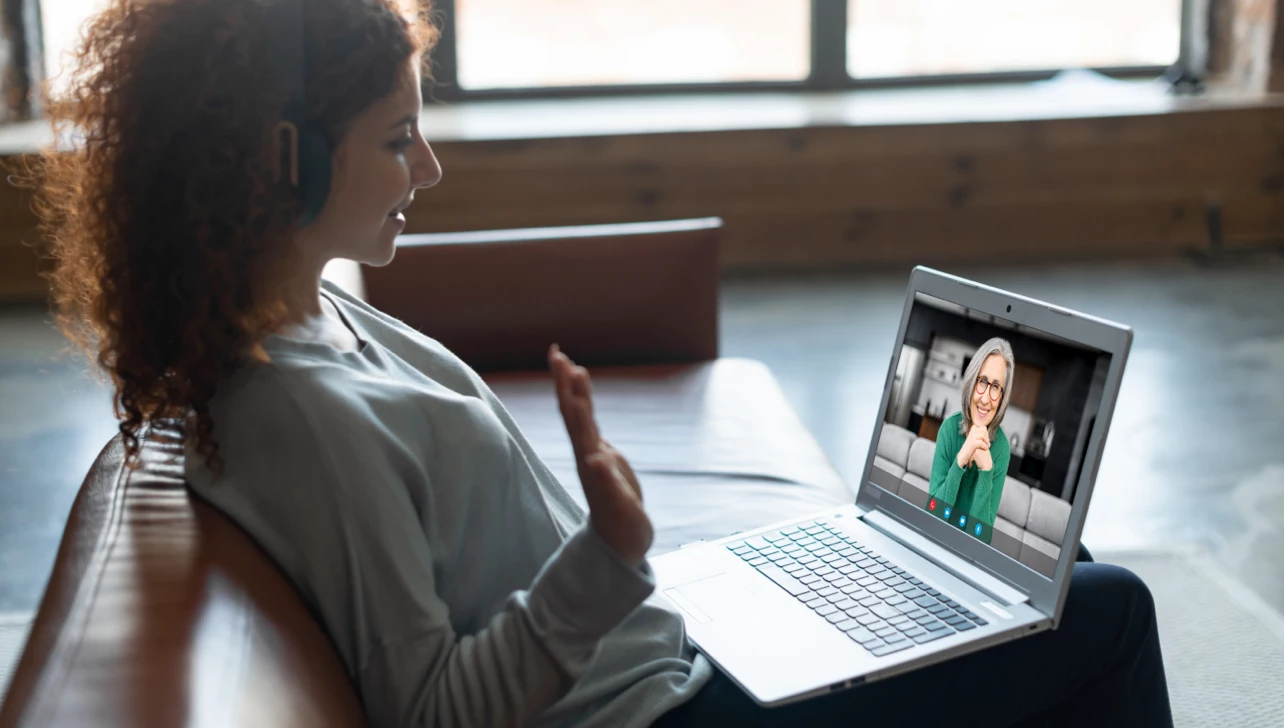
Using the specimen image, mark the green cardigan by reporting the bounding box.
[927,412,1010,526]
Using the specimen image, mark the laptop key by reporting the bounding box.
[871,605,900,620]
[913,596,937,608]
[840,583,865,595]
[873,626,898,638]
[794,590,817,602]
[858,595,881,607]
[825,593,848,604]
[799,575,823,587]
[816,585,839,597]
[823,572,847,583]
[903,626,928,639]
[912,630,948,645]
[904,609,928,619]
[886,595,909,606]
[803,597,827,609]
[953,620,977,631]
[745,537,772,550]
[972,617,989,626]
[894,620,919,633]
[926,588,942,597]
[748,557,769,567]
[835,618,863,632]
[856,613,883,626]
[870,641,914,657]
[845,606,870,619]
[914,614,938,625]
[873,588,897,600]
[893,583,917,594]
[847,627,879,645]
[834,598,859,611]
[888,615,911,626]
[884,577,906,588]
[763,532,789,543]
[857,576,879,587]
[893,601,919,615]
[927,604,950,615]
[926,621,954,633]
[825,612,848,624]
[816,604,839,617]
[944,615,968,627]
[756,564,810,596]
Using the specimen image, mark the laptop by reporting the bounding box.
[650,266,1132,707]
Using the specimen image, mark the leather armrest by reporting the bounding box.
[361,217,722,372]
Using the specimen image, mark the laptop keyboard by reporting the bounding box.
[728,519,989,657]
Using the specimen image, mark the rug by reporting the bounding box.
[0,611,33,710]
[1098,549,1284,727]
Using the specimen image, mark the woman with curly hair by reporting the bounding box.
[30,1,1171,726]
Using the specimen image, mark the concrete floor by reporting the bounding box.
[2,255,1283,618]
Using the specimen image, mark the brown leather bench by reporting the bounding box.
[1,219,852,727]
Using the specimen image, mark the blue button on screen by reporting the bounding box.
[943,507,951,520]
[974,523,983,536]
[958,515,967,528]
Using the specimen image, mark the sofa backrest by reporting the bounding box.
[905,437,936,480]
[997,477,1032,528]
[1026,488,1072,544]
[0,424,366,728]
[876,424,915,466]
[361,218,723,372]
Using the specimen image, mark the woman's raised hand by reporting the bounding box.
[549,344,654,568]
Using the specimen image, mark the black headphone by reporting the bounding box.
[269,0,332,227]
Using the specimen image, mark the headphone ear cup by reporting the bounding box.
[294,122,333,227]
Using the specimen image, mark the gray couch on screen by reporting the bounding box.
[872,423,1071,576]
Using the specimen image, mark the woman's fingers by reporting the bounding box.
[550,345,602,462]
[602,440,643,502]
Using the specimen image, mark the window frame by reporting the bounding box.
[426,0,1182,102]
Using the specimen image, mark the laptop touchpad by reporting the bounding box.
[666,573,759,624]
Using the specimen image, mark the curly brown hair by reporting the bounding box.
[23,0,437,476]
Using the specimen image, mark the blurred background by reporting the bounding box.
[3,1,1284,723]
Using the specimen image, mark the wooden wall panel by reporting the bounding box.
[2,103,1284,302]
[405,106,1284,270]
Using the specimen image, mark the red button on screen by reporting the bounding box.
[929,499,937,511]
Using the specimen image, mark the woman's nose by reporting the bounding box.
[412,141,442,191]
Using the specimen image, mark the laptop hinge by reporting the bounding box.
[864,510,1029,607]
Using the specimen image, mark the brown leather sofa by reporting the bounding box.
[0,218,852,727]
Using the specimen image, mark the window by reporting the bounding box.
[41,0,110,98]
[454,0,810,90]
[847,0,1182,79]
[35,0,1184,106]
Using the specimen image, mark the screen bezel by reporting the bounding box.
[856,266,1132,623]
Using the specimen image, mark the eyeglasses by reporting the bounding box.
[974,376,1004,401]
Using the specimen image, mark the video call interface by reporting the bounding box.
[869,293,1113,578]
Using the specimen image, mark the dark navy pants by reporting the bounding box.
[653,546,1172,727]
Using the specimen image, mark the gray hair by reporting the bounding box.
[958,337,1015,439]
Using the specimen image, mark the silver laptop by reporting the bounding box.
[651,266,1132,707]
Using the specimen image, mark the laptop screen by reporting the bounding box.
[869,292,1113,579]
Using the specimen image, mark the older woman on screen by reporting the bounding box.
[928,337,1014,532]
